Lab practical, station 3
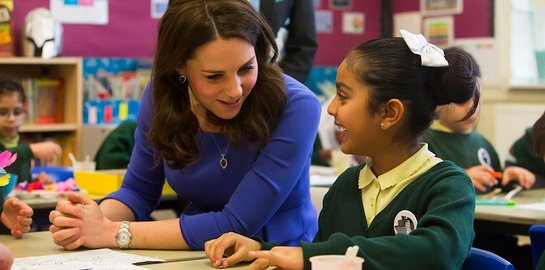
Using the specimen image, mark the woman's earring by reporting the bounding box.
[380,122,385,129]
[179,75,187,84]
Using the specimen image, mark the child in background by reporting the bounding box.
[204,30,476,270]
[94,120,137,170]
[0,74,62,183]
[504,111,545,187]
[423,47,534,270]
[423,47,535,193]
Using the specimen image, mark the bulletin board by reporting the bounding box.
[12,1,160,57]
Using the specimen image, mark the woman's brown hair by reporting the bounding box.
[148,0,287,169]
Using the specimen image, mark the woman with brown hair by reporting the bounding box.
[49,0,320,251]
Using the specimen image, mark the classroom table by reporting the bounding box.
[0,231,207,262]
[474,188,545,235]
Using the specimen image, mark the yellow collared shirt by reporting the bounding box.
[358,144,442,225]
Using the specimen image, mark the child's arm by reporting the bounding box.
[1,197,33,238]
[29,141,62,162]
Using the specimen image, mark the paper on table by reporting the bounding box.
[515,202,545,211]
[11,248,165,270]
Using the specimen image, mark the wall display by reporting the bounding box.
[393,12,421,37]
[342,12,364,34]
[50,0,108,24]
[420,0,463,16]
[151,0,168,19]
[330,0,351,9]
[423,16,453,49]
[0,0,14,56]
[315,10,333,33]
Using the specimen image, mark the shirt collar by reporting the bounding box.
[358,144,437,190]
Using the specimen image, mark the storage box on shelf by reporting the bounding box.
[0,57,83,166]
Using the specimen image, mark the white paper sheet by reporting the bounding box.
[50,0,109,25]
[515,202,545,211]
[12,248,164,270]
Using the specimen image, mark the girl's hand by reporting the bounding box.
[30,141,62,162]
[502,166,536,189]
[204,232,262,268]
[464,165,497,192]
[247,246,304,270]
[1,197,33,238]
[49,193,115,250]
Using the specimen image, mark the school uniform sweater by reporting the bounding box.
[423,129,502,172]
[300,161,475,270]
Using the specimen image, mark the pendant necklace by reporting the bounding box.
[212,135,230,170]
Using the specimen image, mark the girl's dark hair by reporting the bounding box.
[149,0,287,169]
[345,38,479,140]
[532,112,545,156]
[0,74,26,103]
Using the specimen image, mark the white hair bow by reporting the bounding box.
[400,29,448,67]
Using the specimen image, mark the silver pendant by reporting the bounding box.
[220,154,228,170]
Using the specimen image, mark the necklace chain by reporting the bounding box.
[212,135,230,170]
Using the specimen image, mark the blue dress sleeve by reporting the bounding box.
[106,75,321,249]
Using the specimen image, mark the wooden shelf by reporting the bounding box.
[0,57,83,165]
[20,123,78,133]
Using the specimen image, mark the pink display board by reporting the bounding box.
[12,0,160,58]
[11,0,490,66]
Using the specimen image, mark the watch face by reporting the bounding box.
[116,230,132,247]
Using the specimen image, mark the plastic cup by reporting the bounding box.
[73,161,96,172]
[310,255,364,270]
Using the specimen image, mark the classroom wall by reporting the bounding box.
[313,0,381,66]
[12,1,160,57]
[12,1,380,66]
[393,0,492,38]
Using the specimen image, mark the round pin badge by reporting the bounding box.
[393,210,418,235]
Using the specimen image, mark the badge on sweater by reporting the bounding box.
[393,210,417,235]
[477,148,492,167]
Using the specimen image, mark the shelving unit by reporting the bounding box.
[0,57,83,165]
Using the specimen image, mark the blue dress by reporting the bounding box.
[105,75,320,249]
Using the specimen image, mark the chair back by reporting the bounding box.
[529,224,545,269]
[462,247,514,270]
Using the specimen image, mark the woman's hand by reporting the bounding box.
[1,197,33,238]
[464,165,498,192]
[502,166,536,189]
[49,193,115,250]
[247,246,304,270]
[204,232,262,268]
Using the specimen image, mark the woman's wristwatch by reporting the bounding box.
[115,221,132,249]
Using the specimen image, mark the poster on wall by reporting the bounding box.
[330,0,351,9]
[151,0,169,19]
[50,0,108,24]
[342,12,364,34]
[315,10,333,33]
[393,12,422,37]
[423,16,453,49]
[454,38,501,86]
[420,0,463,16]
